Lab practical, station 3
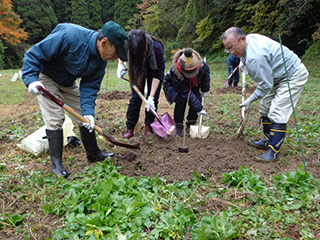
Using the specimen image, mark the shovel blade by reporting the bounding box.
[151,112,176,138]
[190,125,210,138]
[223,80,228,88]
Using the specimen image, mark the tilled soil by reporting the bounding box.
[1,87,320,182]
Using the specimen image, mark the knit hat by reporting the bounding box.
[101,21,128,61]
[178,48,199,78]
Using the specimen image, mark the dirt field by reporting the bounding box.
[2,87,319,182]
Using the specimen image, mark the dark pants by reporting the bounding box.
[228,67,239,86]
[174,88,201,124]
[126,77,162,129]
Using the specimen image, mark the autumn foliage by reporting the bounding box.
[0,0,27,45]
[137,0,158,14]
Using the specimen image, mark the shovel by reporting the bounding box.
[190,95,210,138]
[223,65,239,88]
[131,84,176,138]
[178,90,191,153]
[36,86,140,149]
[235,69,250,138]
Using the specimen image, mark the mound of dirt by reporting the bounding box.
[217,86,256,95]
[98,91,131,100]
[107,134,319,182]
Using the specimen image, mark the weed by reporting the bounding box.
[113,118,125,132]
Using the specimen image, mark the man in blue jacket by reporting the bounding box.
[22,21,128,178]
[221,27,309,161]
[226,54,240,87]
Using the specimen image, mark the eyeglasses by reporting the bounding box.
[224,38,241,53]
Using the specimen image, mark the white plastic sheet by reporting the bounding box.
[17,115,75,155]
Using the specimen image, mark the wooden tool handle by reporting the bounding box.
[132,84,160,120]
[37,86,112,140]
[132,84,148,104]
[241,70,246,119]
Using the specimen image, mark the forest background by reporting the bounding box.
[1,0,320,70]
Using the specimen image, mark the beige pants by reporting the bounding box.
[38,73,83,130]
[259,63,309,123]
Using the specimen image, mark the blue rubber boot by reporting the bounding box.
[256,123,286,162]
[248,116,271,149]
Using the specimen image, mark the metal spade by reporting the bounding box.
[131,84,176,138]
[190,95,210,138]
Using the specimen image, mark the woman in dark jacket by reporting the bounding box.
[163,48,210,136]
[118,29,165,138]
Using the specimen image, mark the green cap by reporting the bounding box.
[101,21,128,61]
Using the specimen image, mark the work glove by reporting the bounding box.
[117,62,127,79]
[230,67,234,73]
[28,81,45,96]
[197,109,207,116]
[145,96,155,112]
[83,115,95,132]
[201,91,208,97]
[239,98,251,112]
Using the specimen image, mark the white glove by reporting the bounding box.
[117,63,127,79]
[28,81,45,96]
[197,109,207,116]
[145,96,155,112]
[201,91,208,97]
[83,115,95,132]
[239,99,251,112]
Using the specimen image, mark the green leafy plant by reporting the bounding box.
[191,211,238,239]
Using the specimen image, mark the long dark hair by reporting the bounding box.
[128,29,147,88]
[128,29,164,88]
[142,30,164,49]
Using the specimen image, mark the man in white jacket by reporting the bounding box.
[221,27,309,161]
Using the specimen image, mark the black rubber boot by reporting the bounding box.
[46,129,68,178]
[248,116,271,149]
[256,123,286,162]
[79,127,114,162]
[175,123,183,137]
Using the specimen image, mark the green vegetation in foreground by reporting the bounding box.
[1,162,320,239]
[1,60,320,239]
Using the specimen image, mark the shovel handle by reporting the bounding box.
[36,86,139,149]
[36,86,108,137]
[223,65,239,87]
[198,114,203,132]
[235,70,249,138]
[131,84,161,121]
[228,65,239,81]
[122,78,166,128]
[241,70,246,119]
[199,95,206,133]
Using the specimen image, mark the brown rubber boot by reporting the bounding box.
[124,129,134,139]
[144,125,154,135]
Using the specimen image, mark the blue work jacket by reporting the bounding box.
[22,23,107,116]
